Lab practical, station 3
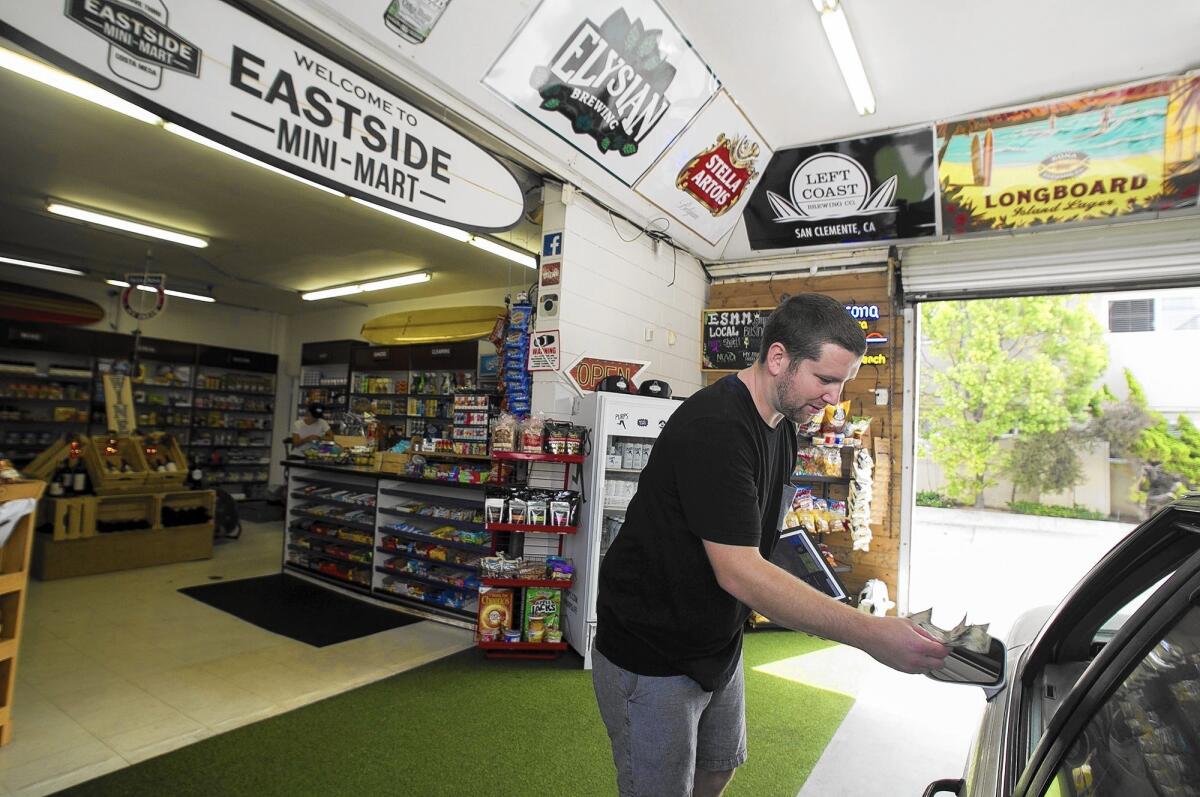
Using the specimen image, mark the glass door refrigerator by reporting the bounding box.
[564,390,682,668]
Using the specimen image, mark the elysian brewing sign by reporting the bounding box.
[0,0,523,230]
[484,0,719,186]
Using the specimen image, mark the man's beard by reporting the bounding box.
[774,378,813,424]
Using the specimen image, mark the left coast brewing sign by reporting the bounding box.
[742,128,937,250]
[0,0,523,231]
[483,0,720,186]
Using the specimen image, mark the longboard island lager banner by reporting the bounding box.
[483,0,720,186]
[938,75,1200,234]
[0,0,524,231]
[741,128,937,250]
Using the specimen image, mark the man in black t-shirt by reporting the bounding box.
[592,294,949,797]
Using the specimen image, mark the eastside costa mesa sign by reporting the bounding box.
[0,0,523,231]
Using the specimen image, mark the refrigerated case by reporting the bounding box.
[564,390,681,667]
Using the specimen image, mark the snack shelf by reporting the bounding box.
[375,546,480,573]
[377,506,485,532]
[0,373,91,382]
[491,452,585,464]
[485,523,577,535]
[478,640,569,660]
[480,577,573,589]
[351,392,455,399]
[290,510,375,532]
[289,527,374,550]
[295,475,377,492]
[373,586,476,617]
[0,397,90,403]
[791,474,850,484]
[191,424,272,430]
[284,562,372,595]
[478,640,568,651]
[373,565,477,594]
[418,451,492,462]
[289,491,377,511]
[604,467,644,474]
[379,487,481,510]
[285,547,373,569]
[380,527,493,555]
[194,387,275,397]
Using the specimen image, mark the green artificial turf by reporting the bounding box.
[62,631,852,797]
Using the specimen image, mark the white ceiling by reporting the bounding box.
[277,0,1200,260]
[1,0,1197,315]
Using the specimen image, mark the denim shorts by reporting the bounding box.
[592,648,747,797]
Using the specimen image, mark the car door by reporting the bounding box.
[1014,537,1200,796]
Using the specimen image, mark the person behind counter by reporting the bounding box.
[292,403,334,450]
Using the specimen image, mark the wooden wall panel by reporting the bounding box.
[706,270,903,610]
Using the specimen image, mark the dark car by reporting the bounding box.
[925,493,1200,797]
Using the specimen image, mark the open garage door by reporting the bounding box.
[899,215,1200,301]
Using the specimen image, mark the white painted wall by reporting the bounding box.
[1086,287,1200,424]
[530,184,708,418]
[916,437,1112,514]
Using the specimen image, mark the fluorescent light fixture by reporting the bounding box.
[349,197,470,242]
[104,279,215,303]
[0,254,86,276]
[360,272,431,292]
[163,123,346,198]
[301,271,431,301]
[0,46,162,125]
[46,202,209,249]
[811,0,876,115]
[468,236,538,269]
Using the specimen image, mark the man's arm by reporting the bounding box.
[704,540,948,674]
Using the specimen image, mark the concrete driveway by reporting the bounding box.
[791,505,1137,797]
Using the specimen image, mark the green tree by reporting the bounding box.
[1004,427,1088,502]
[920,296,1107,505]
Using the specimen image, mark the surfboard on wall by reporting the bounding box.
[0,281,105,325]
[361,306,506,345]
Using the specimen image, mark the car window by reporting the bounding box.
[1091,576,1169,650]
[1040,604,1200,797]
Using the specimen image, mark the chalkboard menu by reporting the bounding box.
[702,307,772,371]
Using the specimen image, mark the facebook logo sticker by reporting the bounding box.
[542,232,563,257]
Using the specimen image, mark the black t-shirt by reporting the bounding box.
[594,374,797,691]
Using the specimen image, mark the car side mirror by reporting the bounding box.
[925,636,1006,696]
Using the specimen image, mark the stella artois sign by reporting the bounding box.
[634,90,772,245]
[675,133,759,217]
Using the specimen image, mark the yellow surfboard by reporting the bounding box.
[360,305,506,345]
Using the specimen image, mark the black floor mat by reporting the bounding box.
[179,573,420,646]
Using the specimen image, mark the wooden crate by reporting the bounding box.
[20,436,90,483]
[157,489,215,530]
[39,496,98,541]
[33,523,212,580]
[94,492,156,533]
[83,435,149,495]
[137,433,188,489]
[0,479,46,745]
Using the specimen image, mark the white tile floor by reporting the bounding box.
[0,521,474,797]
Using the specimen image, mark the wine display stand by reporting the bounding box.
[33,488,215,579]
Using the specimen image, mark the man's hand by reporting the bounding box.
[860,616,950,674]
